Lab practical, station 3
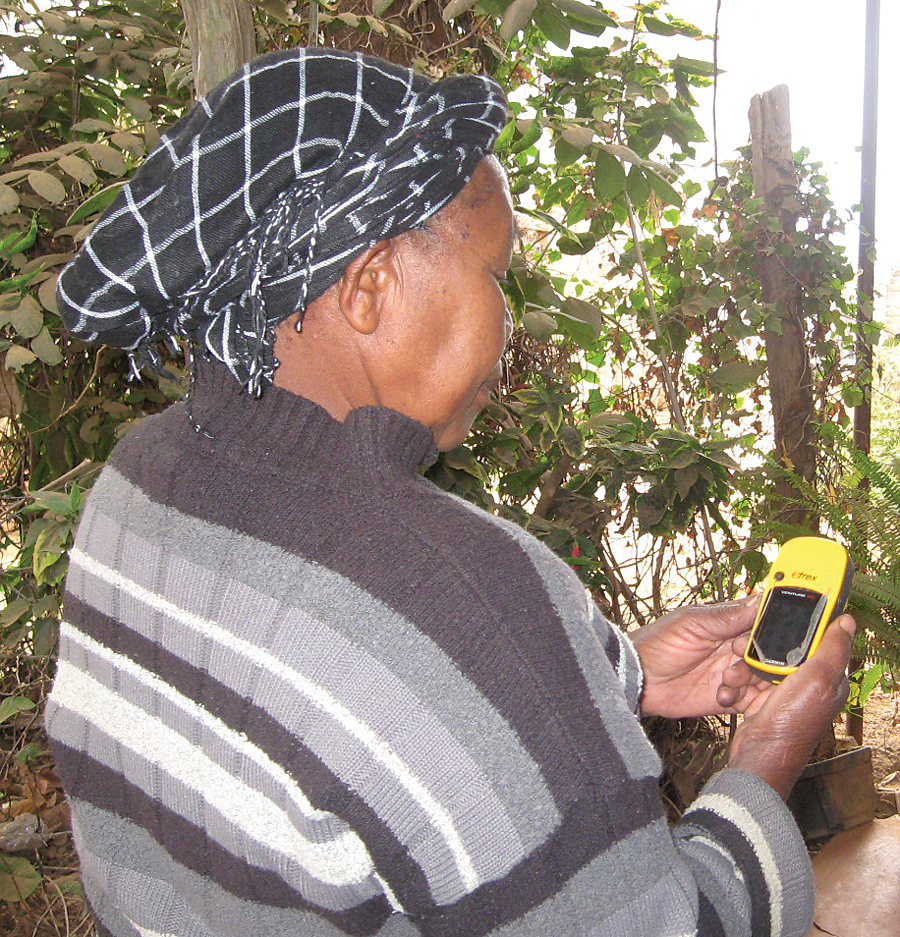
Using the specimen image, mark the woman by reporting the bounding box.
[47,46,852,937]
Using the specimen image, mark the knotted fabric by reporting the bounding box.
[57,48,508,394]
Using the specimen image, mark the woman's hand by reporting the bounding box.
[632,597,855,799]
[633,595,776,719]
[727,614,854,798]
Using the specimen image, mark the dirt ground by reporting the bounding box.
[863,687,900,792]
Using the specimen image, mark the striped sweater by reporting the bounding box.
[46,361,814,937]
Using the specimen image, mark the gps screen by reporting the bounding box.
[751,587,823,665]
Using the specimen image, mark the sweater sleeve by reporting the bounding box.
[673,768,814,937]
[588,604,813,936]
[588,602,644,713]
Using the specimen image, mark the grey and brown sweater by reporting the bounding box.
[46,361,814,937]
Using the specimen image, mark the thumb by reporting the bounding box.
[810,613,856,669]
[787,613,856,712]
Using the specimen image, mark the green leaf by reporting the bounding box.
[557,231,597,254]
[0,854,41,902]
[37,275,59,314]
[84,143,127,176]
[442,0,478,20]
[0,217,37,258]
[32,617,59,655]
[110,131,145,157]
[442,445,488,483]
[645,168,682,207]
[708,360,762,395]
[58,153,98,186]
[9,298,44,339]
[28,169,67,204]
[550,0,616,27]
[665,447,699,470]
[67,181,125,224]
[40,11,70,33]
[72,118,116,133]
[500,0,538,39]
[0,184,19,216]
[28,490,71,514]
[0,599,30,629]
[0,695,36,725]
[0,269,41,294]
[596,142,642,166]
[625,166,651,204]
[850,662,887,709]
[5,345,37,372]
[33,521,69,581]
[643,15,676,35]
[553,137,583,167]
[842,384,865,408]
[494,117,517,151]
[663,103,707,145]
[702,448,739,471]
[559,424,584,457]
[672,55,719,77]
[15,742,43,766]
[122,94,152,122]
[38,32,70,58]
[534,0,570,48]
[561,297,603,335]
[523,310,558,341]
[674,464,700,499]
[593,149,627,201]
[560,125,594,150]
[30,328,63,365]
[510,118,543,154]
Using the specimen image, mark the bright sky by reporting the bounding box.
[654,0,897,303]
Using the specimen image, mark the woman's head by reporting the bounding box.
[57,48,508,395]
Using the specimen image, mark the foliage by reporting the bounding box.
[872,340,900,469]
[0,0,192,655]
[0,650,87,930]
[796,440,900,680]
[419,3,864,622]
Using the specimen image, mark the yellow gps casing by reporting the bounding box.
[743,536,853,682]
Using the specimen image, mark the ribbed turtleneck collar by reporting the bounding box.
[184,356,438,474]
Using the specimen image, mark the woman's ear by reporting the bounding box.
[337,238,400,335]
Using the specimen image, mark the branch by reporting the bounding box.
[532,454,572,519]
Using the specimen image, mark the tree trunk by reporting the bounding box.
[180,0,257,98]
[749,85,817,529]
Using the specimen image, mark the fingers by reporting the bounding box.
[716,613,854,715]
[712,593,761,636]
[716,657,770,711]
[679,593,762,641]
[715,682,746,709]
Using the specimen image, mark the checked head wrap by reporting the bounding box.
[57,48,508,394]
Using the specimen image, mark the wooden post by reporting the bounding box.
[179,0,257,98]
[749,85,817,529]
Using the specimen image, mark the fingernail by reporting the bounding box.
[838,615,856,636]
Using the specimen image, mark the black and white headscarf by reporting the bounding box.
[57,48,508,394]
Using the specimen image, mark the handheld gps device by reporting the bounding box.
[743,536,854,682]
